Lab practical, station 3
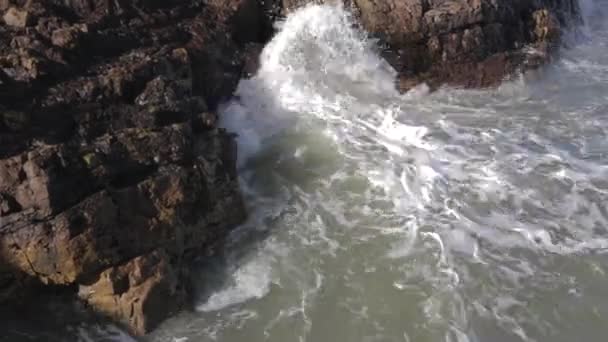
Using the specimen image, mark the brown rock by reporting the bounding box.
[532,9,561,42]
[51,24,87,49]
[78,250,183,336]
[3,7,31,28]
[0,49,46,82]
[355,0,425,44]
[0,0,253,335]
[278,0,580,89]
[0,0,11,11]
[0,192,21,216]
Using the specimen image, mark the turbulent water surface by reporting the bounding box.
[146,3,608,341]
[26,1,608,341]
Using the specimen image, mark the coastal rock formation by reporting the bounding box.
[0,0,582,336]
[0,0,265,335]
[276,0,581,89]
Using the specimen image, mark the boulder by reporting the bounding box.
[78,250,183,336]
[51,24,88,49]
[3,7,31,28]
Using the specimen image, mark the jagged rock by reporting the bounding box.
[0,50,42,82]
[51,24,88,49]
[3,7,31,28]
[0,0,259,335]
[277,0,581,89]
[78,250,183,336]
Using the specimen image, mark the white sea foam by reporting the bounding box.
[214,2,608,313]
[187,2,608,341]
[75,324,136,342]
[197,245,276,312]
[197,262,272,312]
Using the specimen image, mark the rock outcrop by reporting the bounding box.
[0,0,266,335]
[0,0,583,336]
[275,0,582,89]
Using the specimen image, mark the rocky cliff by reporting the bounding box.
[0,0,263,335]
[0,0,582,336]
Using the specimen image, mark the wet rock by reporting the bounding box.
[278,0,582,90]
[532,9,562,42]
[51,24,88,49]
[0,0,254,335]
[0,51,42,82]
[241,42,264,77]
[0,0,10,11]
[78,250,183,336]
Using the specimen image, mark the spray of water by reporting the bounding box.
[160,2,608,341]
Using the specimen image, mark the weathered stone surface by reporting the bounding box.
[78,250,183,336]
[0,0,263,335]
[51,24,88,49]
[3,7,30,28]
[0,123,245,284]
[0,0,11,11]
[276,0,581,89]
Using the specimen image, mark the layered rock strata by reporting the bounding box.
[0,0,263,335]
[0,0,582,335]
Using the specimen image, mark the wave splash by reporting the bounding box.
[190,2,608,341]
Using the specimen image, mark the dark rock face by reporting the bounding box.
[0,0,268,335]
[0,0,582,336]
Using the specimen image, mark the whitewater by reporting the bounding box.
[51,1,608,341]
[155,2,608,342]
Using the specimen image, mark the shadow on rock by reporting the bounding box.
[0,0,274,337]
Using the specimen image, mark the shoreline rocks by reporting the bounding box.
[285,0,581,90]
[0,0,263,335]
[0,0,583,336]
